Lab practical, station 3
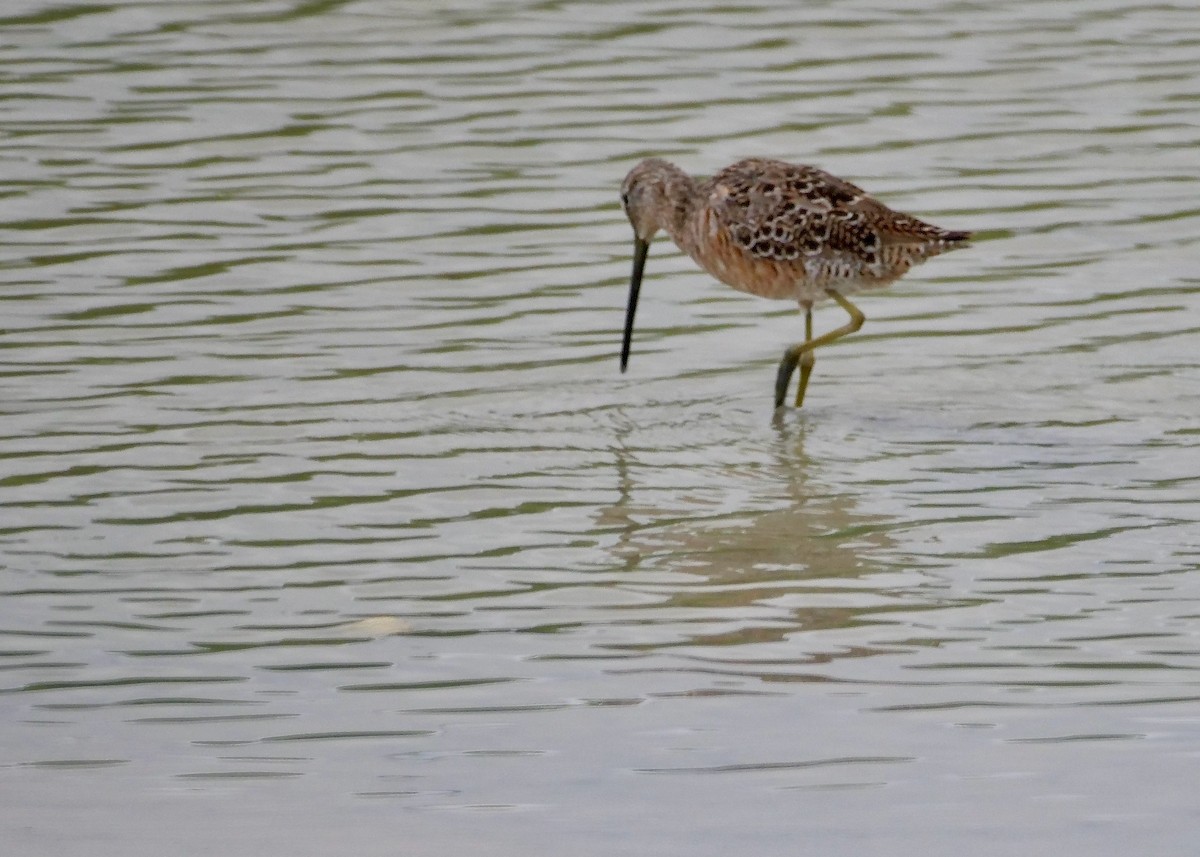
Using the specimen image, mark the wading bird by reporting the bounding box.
[618,157,971,408]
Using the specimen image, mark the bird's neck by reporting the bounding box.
[652,162,702,243]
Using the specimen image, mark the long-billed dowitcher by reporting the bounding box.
[618,157,971,408]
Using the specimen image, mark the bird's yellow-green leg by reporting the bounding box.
[795,307,816,408]
[773,289,866,409]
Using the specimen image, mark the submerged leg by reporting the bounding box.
[773,289,866,409]
[774,349,798,409]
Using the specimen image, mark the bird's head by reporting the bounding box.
[619,157,675,243]
[618,158,693,373]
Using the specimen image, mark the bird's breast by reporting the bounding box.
[675,212,811,301]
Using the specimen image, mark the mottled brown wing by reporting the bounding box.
[704,158,884,265]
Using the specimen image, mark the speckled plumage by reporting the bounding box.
[617,156,973,409]
[620,156,970,304]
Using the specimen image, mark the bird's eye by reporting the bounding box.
[620,191,630,209]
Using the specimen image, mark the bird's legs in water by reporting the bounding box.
[795,305,815,407]
[774,289,866,409]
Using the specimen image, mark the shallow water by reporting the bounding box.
[3,1,1200,854]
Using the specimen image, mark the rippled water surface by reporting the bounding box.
[3,1,1200,854]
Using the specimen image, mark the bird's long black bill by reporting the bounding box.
[619,238,649,373]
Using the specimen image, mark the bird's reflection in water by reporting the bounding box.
[594,416,936,671]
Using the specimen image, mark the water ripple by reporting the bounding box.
[4,1,1200,854]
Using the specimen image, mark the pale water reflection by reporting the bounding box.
[3,1,1200,856]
